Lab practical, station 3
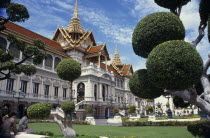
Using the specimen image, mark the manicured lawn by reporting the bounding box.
[28,123,195,138]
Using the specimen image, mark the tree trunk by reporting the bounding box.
[54,115,76,137]
[70,81,73,101]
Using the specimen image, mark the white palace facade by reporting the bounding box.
[0,0,139,119]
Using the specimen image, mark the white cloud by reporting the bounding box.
[80,7,133,45]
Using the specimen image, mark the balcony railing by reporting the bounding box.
[0,89,69,102]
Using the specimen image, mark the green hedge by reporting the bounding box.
[27,103,51,119]
[15,119,89,125]
[34,131,54,136]
[187,120,210,137]
[122,121,205,127]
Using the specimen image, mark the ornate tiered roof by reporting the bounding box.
[111,45,123,66]
[67,0,84,34]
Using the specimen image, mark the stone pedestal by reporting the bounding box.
[148,115,156,121]
[85,116,95,125]
[76,109,86,120]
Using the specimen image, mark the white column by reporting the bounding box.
[52,56,55,71]
[98,83,103,102]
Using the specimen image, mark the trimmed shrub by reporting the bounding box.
[128,105,136,114]
[61,100,75,114]
[132,12,185,58]
[154,0,190,10]
[113,107,119,115]
[86,105,93,116]
[187,121,210,137]
[173,96,190,108]
[129,69,164,99]
[56,58,81,82]
[27,103,51,119]
[146,40,203,91]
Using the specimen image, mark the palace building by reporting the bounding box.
[0,0,138,119]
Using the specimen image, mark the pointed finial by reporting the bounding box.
[73,0,78,18]
[115,44,119,55]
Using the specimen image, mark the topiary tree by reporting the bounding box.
[129,69,164,99]
[146,40,203,91]
[0,2,46,81]
[113,107,119,115]
[27,103,51,119]
[56,58,81,100]
[54,100,76,137]
[86,105,94,117]
[154,0,190,16]
[173,96,190,109]
[128,105,136,115]
[131,0,210,118]
[147,106,154,114]
[132,12,185,58]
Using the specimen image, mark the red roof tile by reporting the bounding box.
[4,22,64,52]
[88,46,102,53]
[100,63,122,78]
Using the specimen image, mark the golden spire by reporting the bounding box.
[67,0,84,34]
[73,0,78,18]
[111,45,123,66]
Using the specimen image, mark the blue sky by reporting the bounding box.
[3,0,210,71]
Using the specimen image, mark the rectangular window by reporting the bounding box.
[21,81,27,93]
[63,88,67,98]
[6,79,14,91]
[54,87,58,97]
[33,83,39,96]
[44,85,49,96]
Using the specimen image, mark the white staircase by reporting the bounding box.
[119,109,125,116]
[51,107,65,118]
[75,100,85,110]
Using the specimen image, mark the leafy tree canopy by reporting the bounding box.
[199,0,210,24]
[56,58,81,82]
[0,35,46,80]
[154,0,191,10]
[27,103,51,119]
[173,96,190,108]
[129,69,164,99]
[0,1,29,31]
[146,40,203,91]
[132,12,185,58]
[61,101,75,115]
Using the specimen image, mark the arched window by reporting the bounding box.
[54,57,61,69]
[94,84,97,101]
[9,43,20,58]
[45,54,53,68]
[102,85,106,101]
[0,37,7,52]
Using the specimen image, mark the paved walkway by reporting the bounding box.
[95,119,122,126]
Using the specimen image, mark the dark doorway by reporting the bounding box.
[105,107,109,119]
[18,104,25,119]
[77,83,85,103]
